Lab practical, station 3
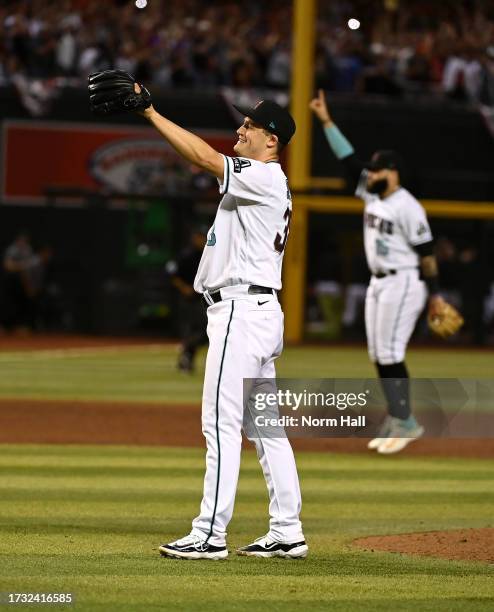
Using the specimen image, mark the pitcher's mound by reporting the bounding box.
[353,528,494,564]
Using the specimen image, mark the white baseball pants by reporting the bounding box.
[365,269,427,365]
[191,287,304,547]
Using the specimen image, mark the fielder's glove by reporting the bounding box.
[88,70,152,115]
[428,300,464,339]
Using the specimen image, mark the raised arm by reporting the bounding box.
[309,89,364,184]
[139,88,224,181]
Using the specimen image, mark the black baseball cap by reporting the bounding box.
[233,100,296,145]
[365,150,403,174]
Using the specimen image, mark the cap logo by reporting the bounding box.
[269,121,276,129]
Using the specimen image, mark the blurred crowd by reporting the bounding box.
[319,0,494,103]
[1,0,494,104]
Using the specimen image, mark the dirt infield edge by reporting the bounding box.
[1,398,493,457]
[352,528,494,564]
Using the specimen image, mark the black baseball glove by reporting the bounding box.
[88,70,152,115]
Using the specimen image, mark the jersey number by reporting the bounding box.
[376,238,389,256]
[274,207,292,254]
[207,226,216,246]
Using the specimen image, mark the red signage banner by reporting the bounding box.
[1,120,235,204]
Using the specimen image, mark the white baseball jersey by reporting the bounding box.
[189,154,304,548]
[194,155,292,292]
[356,172,433,274]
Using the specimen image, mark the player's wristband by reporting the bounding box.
[424,275,440,295]
[323,125,355,160]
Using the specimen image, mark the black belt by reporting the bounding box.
[204,285,274,306]
[373,267,419,279]
[373,270,396,279]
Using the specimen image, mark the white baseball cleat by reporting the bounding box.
[236,534,308,559]
[159,534,228,560]
[367,415,392,450]
[377,419,424,455]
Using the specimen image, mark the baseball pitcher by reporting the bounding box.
[88,71,307,559]
[310,90,463,455]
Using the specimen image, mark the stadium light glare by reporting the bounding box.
[348,18,360,30]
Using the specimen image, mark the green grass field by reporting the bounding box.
[0,345,492,403]
[0,445,493,611]
[0,344,493,610]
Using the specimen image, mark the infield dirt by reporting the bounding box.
[0,398,493,458]
[353,528,494,564]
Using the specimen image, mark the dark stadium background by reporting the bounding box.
[1,0,493,343]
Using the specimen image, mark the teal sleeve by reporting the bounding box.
[323,124,354,160]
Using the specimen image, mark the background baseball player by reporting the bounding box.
[310,89,463,455]
[166,227,208,373]
[88,71,307,559]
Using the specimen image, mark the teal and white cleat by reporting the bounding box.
[377,417,424,454]
[367,415,393,450]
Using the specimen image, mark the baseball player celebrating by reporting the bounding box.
[310,89,463,455]
[87,71,307,559]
